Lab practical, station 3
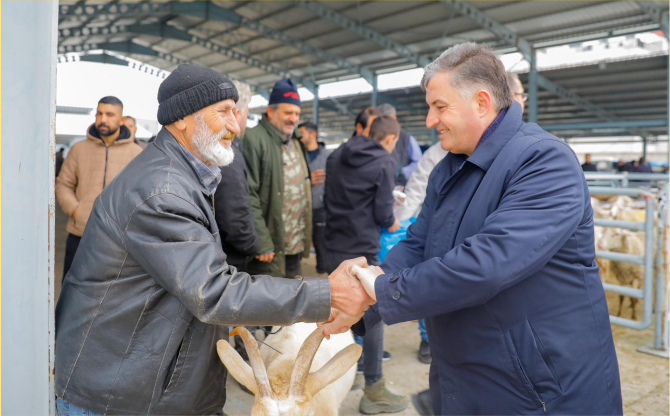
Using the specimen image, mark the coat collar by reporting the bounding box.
[154,127,211,195]
[466,101,523,172]
[260,113,302,145]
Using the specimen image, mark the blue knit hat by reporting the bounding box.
[268,78,301,107]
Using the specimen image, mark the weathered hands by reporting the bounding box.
[319,308,364,339]
[311,169,326,187]
[328,257,376,317]
[256,251,275,263]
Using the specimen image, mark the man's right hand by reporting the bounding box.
[328,257,375,317]
[256,251,275,263]
[311,169,326,187]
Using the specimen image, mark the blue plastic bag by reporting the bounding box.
[378,217,416,262]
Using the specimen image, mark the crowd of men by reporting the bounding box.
[54,43,623,416]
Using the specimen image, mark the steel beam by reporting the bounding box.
[371,74,378,107]
[313,91,320,124]
[440,0,622,125]
[58,40,193,66]
[61,22,318,93]
[295,1,432,68]
[540,120,668,130]
[528,48,538,123]
[59,1,374,84]
[636,1,669,38]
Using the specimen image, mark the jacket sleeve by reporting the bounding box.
[400,135,422,180]
[55,147,80,216]
[375,140,585,324]
[241,136,275,254]
[214,151,260,256]
[394,144,446,221]
[373,161,397,229]
[125,193,331,326]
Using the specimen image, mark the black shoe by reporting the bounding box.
[411,389,434,416]
[382,350,392,362]
[417,340,431,364]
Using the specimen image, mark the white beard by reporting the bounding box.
[192,113,235,167]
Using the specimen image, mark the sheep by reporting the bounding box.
[597,228,644,319]
[217,324,361,416]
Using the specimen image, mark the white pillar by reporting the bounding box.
[1,1,58,414]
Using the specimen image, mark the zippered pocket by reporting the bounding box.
[505,319,562,412]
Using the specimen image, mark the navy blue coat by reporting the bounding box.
[358,102,622,415]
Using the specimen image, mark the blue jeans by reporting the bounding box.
[419,319,429,343]
[56,397,101,416]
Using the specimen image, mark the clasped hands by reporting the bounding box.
[319,257,384,339]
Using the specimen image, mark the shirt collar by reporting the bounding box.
[178,144,222,196]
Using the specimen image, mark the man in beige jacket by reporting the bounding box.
[56,96,142,280]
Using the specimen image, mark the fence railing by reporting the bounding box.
[589,184,669,358]
[585,172,669,188]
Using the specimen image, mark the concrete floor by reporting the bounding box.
[54,204,668,415]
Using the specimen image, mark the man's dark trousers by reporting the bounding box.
[326,251,383,384]
[312,208,328,274]
[62,233,81,282]
[285,253,302,279]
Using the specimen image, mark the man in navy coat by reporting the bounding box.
[323,42,622,415]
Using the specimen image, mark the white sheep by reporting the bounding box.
[217,324,361,416]
[597,228,644,319]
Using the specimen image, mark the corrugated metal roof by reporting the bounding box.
[58,0,669,139]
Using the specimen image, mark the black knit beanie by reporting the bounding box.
[157,64,239,126]
[268,78,301,107]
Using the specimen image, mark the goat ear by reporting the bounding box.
[304,343,363,396]
[216,340,260,396]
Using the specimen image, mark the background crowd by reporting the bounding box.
[55,69,551,415]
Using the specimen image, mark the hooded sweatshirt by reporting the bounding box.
[324,135,397,256]
[56,124,142,236]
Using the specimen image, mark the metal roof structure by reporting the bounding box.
[58,0,669,142]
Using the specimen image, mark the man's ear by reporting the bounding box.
[121,116,128,124]
[474,90,493,117]
[173,118,187,131]
[385,134,396,146]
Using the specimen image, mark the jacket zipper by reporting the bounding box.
[102,146,109,188]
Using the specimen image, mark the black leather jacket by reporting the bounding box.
[55,128,331,415]
[214,139,259,270]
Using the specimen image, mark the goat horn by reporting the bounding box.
[230,327,273,398]
[288,326,325,398]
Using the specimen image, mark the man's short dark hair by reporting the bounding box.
[369,115,400,143]
[125,115,135,122]
[355,107,382,129]
[298,121,318,134]
[98,96,123,110]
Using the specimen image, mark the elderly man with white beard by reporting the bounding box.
[54,65,375,416]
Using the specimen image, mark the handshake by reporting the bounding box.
[320,257,385,339]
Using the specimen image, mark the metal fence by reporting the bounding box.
[585,172,669,188]
[588,177,669,358]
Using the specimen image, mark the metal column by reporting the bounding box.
[642,137,648,159]
[1,1,59,414]
[312,87,320,124]
[371,74,378,108]
[528,48,538,123]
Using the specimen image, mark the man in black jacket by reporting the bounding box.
[324,114,406,414]
[54,64,374,416]
[299,121,331,276]
[214,80,259,272]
